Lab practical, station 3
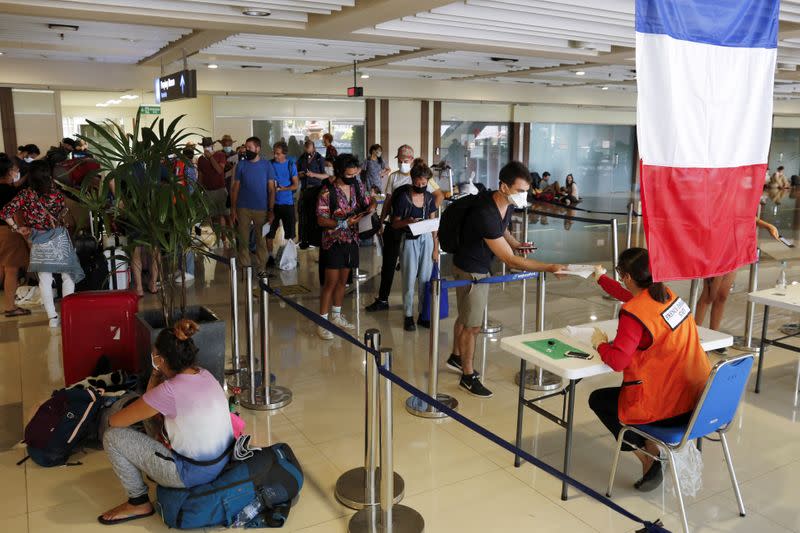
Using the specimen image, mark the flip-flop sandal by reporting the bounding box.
[4,307,32,317]
[634,460,663,492]
[97,509,155,526]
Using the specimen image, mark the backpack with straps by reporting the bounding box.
[21,387,103,467]
[438,192,487,254]
[155,443,304,529]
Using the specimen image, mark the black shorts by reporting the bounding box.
[267,204,296,240]
[321,242,359,270]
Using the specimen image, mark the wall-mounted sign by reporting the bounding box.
[154,70,197,103]
[347,86,364,98]
[139,105,161,115]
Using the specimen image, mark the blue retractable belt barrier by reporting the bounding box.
[265,284,670,533]
[440,271,538,291]
[529,198,642,217]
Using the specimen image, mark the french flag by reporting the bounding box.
[636,0,779,281]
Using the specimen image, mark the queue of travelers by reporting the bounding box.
[3,130,790,518]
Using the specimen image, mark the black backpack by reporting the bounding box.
[438,192,487,253]
[73,232,108,291]
[21,387,103,467]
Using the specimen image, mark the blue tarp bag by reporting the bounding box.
[419,262,449,323]
[155,443,303,529]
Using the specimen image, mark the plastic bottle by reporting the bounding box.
[776,260,788,292]
[232,498,263,527]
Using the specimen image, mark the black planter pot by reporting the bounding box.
[136,305,226,386]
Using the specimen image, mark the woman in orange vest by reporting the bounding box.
[588,248,711,492]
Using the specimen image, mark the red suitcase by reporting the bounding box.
[61,290,140,386]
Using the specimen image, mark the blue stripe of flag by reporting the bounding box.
[636,0,779,49]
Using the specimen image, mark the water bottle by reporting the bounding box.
[232,498,263,528]
[776,261,788,293]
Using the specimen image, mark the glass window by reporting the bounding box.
[252,119,365,160]
[440,121,510,190]
[529,123,635,196]
[769,129,800,177]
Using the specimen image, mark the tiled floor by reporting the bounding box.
[1,195,799,532]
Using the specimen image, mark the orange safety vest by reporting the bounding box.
[618,287,711,425]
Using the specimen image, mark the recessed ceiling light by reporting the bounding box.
[360,73,369,79]
[238,45,256,51]
[48,23,79,32]
[120,94,139,100]
[575,71,586,76]
[208,63,219,69]
[96,103,108,107]
[0,51,4,55]
[601,86,609,90]
[242,8,270,16]
[107,99,122,104]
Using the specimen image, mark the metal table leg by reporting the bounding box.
[755,305,770,394]
[561,379,577,501]
[514,359,527,468]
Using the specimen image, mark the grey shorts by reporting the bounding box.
[453,266,490,328]
[206,188,230,216]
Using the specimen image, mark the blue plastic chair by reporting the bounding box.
[606,354,754,533]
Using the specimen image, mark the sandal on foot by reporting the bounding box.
[4,307,31,317]
[97,509,155,525]
[634,461,663,492]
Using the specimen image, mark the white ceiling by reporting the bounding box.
[2,0,800,97]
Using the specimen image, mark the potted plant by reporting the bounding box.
[74,110,227,383]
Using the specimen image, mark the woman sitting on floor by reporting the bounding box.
[98,319,233,525]
[587,248,711,492]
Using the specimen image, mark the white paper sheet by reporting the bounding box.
[563,325,616,347]
[555,264,596,279]
[358,215,374,233]
[409,218,440,236]
[261,223,271,237]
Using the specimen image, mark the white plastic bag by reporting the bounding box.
[279,240,298,271]
[666,442,704,498]
[15,286,41,306]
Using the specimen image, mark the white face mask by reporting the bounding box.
[399,162,411,174]
[507,191,528,209]
[151,354,160,371]
[324,167,335,177]
[23,157,34,163]
[12,172,20,183]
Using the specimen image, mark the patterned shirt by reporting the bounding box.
[316,180,370,249]
[0,188,66,230]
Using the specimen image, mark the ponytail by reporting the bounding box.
[617,248,670,303]
[647,282,670,304]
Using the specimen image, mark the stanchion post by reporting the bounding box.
[229,257,241,373]
[335,330,404,510]
[689,279,700,315]
[350,349,424,533]
[406,278,458,418]
[240,275,292,411]
[245,267,255,404]
[480,306,490,379]
[733,249,761,351]
[516,272,561,391]
[625,201,634,250]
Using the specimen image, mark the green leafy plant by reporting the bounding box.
[74,110,212,325]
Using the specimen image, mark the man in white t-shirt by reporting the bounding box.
[366,145,444,313]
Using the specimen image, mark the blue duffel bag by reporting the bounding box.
[155,443,303,529]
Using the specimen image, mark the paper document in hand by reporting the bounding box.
[358,215,373,233]
[409,218,440,236]
[555,264,595,279]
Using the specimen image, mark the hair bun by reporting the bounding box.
[173,319,199,341]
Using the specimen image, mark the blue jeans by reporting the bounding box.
[400,234,434,318]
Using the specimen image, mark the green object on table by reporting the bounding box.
[523,338,584,360]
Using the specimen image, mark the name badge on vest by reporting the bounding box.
[661,298,691,330]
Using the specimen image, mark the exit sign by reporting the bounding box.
[139,105,161,115]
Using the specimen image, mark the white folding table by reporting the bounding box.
[501,319,733,500]
[749,284,800,393]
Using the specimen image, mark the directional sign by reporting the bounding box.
[155,69,197,103]
[138,105,161,115]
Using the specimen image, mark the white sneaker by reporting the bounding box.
[331,313,355,330]
[49,316,61,328]
[317,326,334,340]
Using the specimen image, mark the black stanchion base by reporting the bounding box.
[335,467,405,510]
[348,505,425,533]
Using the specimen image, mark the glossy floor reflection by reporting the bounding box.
[1,198,800,532]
